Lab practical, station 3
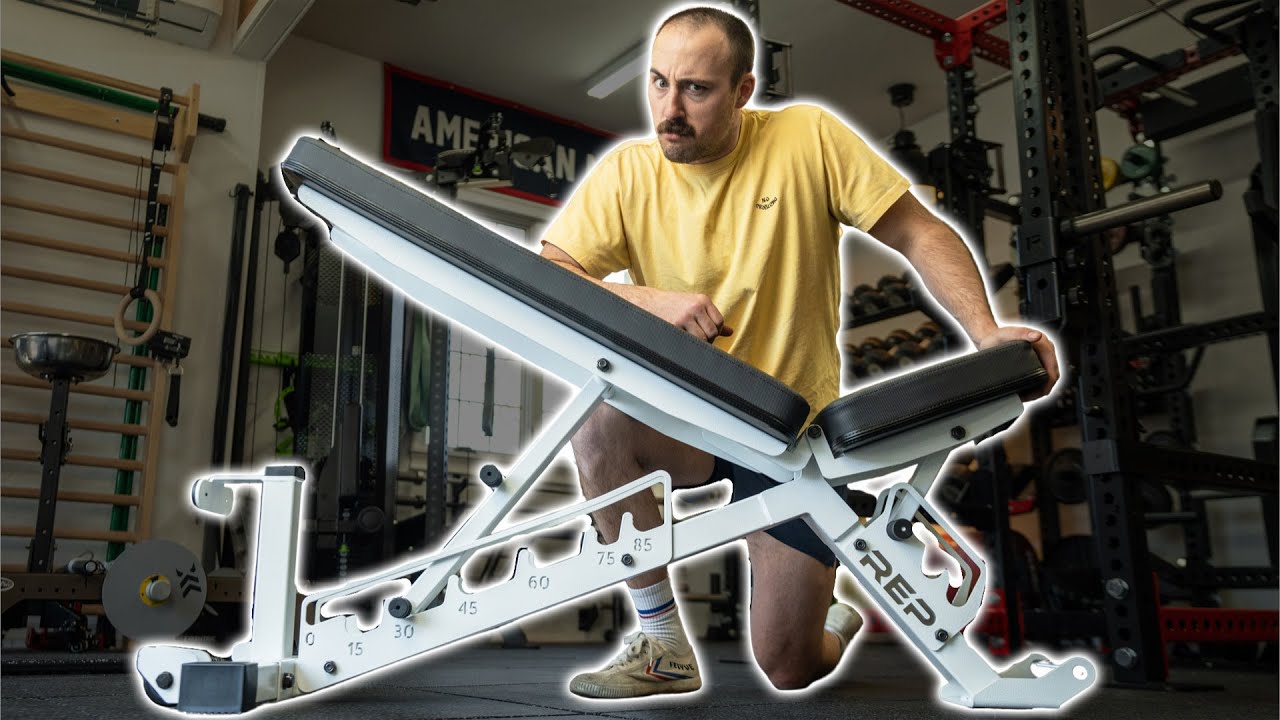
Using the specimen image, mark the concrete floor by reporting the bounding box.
[2,641,1276,719]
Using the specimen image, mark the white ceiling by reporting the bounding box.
[294,0,1203,140]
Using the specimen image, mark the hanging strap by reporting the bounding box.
[407,310,431,432]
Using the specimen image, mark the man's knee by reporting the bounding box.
[574,405,624,448]
[754,638,823,691]
[571,406,641,476]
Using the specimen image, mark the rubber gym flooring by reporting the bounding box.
[2,640,1276,719]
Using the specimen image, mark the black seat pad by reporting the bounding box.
[280,138,810,444]
[814,341,1047,456]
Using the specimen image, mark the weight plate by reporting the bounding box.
[1044,448,1087,505]
[102,540,206,640]
[1120,144,1160,181]
[1144,430,1184,448]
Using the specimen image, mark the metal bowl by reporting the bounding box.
[9,332,118,383]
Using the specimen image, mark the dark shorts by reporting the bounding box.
[706,455,845,568]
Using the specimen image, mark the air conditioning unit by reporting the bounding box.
[20,0,222,49]
[232,0,315,61]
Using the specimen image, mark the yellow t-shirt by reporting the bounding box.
[541,104,910,426]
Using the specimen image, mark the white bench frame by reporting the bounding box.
[133,181,1096,714]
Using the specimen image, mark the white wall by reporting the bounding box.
[1,0,266,567]
[258,35,382,176]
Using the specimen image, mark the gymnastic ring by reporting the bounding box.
[115,289,163,347]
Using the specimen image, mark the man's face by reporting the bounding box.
[648,22,750,164]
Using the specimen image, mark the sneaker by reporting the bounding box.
[824,602,864,651]
[569,631,702,698]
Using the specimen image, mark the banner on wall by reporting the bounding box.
[383,63,616,206]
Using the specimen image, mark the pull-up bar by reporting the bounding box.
[834,0,1011,70]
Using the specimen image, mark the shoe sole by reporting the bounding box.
[569,677,702,698]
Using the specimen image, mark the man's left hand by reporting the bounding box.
[977,326,1059,402]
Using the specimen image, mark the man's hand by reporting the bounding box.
[540,242,732,343]
[641,288,734,342]
[977,326,1059,402]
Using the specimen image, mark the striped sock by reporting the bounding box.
[630,579,685,646]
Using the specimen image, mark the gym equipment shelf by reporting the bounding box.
[844,287,937,328]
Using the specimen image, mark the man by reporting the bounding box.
[539,5,1059,699]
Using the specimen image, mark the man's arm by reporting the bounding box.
[867,191,1059,399]
[541,242,652,307]
[540,242,732,342]
[867,192,998,345]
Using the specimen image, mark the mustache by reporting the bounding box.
[657,119,694,137]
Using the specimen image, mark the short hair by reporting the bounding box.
[656,6,756,82]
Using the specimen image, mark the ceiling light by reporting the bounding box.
[585,41,647,99]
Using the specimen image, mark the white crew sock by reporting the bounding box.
[629,579,687,646]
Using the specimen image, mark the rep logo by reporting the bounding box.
[858,549,937,626]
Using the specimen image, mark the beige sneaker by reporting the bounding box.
[824,602,864,650]
[569,631,702,698]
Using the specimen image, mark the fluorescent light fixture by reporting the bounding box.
[585,41,648,99]
[233,0,316,62]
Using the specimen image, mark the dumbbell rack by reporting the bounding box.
[846,274,945,327]
[844,264,1015,349]
[842,272,967,382]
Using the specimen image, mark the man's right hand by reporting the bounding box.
[541,241,733,343]
[637,287,733,343]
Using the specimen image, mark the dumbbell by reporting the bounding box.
[859,337,892,374]
[860,337,886,353]
[841,335,885,383]
[844,292,866,320]
[852,284,889,316]
[877,273,912,307]
[840,338,862,368]
[844,354,870,382]
[884,329,914,346]
[885,329,923,366]
[915,321,945,357]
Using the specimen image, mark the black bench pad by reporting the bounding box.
[280,138,810,444]
[814,341,1047,456]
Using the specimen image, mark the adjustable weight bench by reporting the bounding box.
[134,138,1096,714]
